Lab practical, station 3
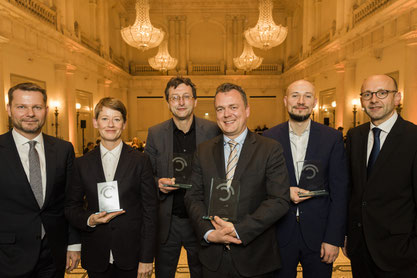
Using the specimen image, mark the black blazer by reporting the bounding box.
[65,143,158,272]
[144,117,220,244]
[184,131,290,277]
[0,131,80,277]
[264,121,348,251]
[346,116,417,271]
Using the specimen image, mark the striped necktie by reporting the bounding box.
[226,140,238,187]
[28,141,43,207]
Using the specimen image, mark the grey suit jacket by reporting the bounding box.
[144,116,220,243]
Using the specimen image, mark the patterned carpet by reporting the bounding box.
[65,249,352,278]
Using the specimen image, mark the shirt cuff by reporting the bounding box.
[204,229,214,243]
[67,244,81,251]
[234,228,240,240]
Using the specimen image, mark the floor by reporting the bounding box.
[65,248,353,278]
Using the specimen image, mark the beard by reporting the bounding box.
[11,117,44,134]
[288,112,311,122]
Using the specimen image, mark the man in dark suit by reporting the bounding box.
[184,83,290,278]
[264,80,348,278]
[0,82,80,277]
[344,74,417,277]
[145,77,220,278]
[65,97,158,278]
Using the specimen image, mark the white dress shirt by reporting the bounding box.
[289,120,311,183]
[100,141,123,264]
[366,112,398,165]
[12,129,81,251]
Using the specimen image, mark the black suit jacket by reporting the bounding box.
[263,121,348,251]
[346,116,417,271]
[65,143,158,272]
[144,117,220,243]
[184,131,290,277]
[0,131,80,277]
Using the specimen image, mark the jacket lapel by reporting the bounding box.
[304,121,319,161]
[359,123,370,187]
[166,120,174,177]
[232,131,256,182]
[92,147,106,183]
[43,134,56,208]
[113,143,133,182]
[280,122,297,186]
[213,135,226,179]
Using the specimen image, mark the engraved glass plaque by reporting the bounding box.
[296,160,328,197]
[203,178,240,223]
[170,153,193,189]
[97,181,123,212]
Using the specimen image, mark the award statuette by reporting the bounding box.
[203,178,240,223]
[97,181,123,213]
[296,160,328,198]
[166,153,193,189]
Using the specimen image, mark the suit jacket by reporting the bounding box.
[263,121,348,251]
[144,116,220,243]
[0,131,80,277]
[346,116,417,271]
[65,143,158,272]
[184,130,290,277]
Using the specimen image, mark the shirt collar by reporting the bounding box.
[223,128,248,146]
[100,141,123,158]
[289,119,311,136]
[370,111,398,134]
[12,129,44,146]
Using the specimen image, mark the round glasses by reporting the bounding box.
[360,90,397,100]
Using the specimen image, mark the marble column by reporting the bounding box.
[168,16,178,75]
[285,16,293,66]
[334,63,346,129]
[314,0,322,39]
[65,0,75,35]
[336,0,345,33]
[89,0,97,40]
[226,15,234,73]
[178,16,187,74]
[0,36,9,134]
[342,61,357,129]
[403,34,417,124]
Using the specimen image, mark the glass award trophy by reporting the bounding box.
[203,178,240,223]
[296,160,328,198]
[169,153,193,189]
[97,181,123,213]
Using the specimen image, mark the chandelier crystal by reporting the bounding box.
[121,0,165,51]
[148,41,178,72]
[233,40,263,71]
[244,0,288,50]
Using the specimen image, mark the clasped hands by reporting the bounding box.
[207,216,242,245]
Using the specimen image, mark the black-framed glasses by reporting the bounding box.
[169,94,193,103]
[360,90,397,100]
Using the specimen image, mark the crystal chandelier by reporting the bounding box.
[233,40,263,71]
[244,0,288,50]
[148,41,178,72]
[121,0,165,51]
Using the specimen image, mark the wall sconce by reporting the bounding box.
[51,101,60,137]
[76,103,81,129]
[351,99,360,127]
[331,101,336,127]
[311,105,318,121]
[396,93,403,115]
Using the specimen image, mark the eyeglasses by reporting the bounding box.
[360,90,397,100]
[169,94,193,103]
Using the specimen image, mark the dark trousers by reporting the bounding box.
[274,222,333,278]
[18,236,64,278]
[155,215,202,278]
[203,248,273,278]
[350,231,417,278]
[87,264,137,278]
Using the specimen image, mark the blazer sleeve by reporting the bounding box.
[64,143,81,245]
[138,155,159,263]
[323,133,349,246]
[234,142,290,246]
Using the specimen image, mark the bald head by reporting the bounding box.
[286,80,315,97]
[361,75,397,93]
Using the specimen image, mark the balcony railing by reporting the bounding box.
[8,0,57,27]
[250,64,281,74]
[81,33,100,55]
[353,0,394,26]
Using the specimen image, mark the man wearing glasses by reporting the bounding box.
[344,74,417,277]
[145,77,220,278]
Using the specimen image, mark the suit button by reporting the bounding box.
[357,222,362,228]
[362,201,367,206]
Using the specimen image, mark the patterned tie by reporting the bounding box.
[367,127,382,177]
[28,141,43,208]
[226,140,238,187]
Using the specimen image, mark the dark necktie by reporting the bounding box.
[367,128,381,176]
